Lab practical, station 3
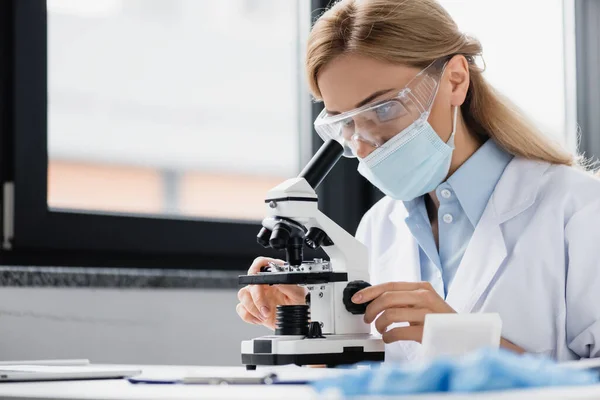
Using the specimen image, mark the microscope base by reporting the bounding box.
[241,334,384,368]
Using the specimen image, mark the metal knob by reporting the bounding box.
[343,280,372,315]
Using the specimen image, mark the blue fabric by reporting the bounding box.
[403,139,512,297]
[312,349,598,396]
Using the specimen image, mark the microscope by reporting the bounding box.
[239,139,385,369]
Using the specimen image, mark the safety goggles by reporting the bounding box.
[313,58,448,158]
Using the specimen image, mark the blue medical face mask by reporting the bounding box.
[357,106,458,201]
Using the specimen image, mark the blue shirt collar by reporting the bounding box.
[403,139,513,227]
[447,139,513,226]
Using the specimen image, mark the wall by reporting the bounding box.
[0,287,269,366]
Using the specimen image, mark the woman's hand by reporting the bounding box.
[236,257,307,330]
[353,281,526,353]
[352,281,455,344]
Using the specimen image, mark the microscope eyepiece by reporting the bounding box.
[298,139,344,189]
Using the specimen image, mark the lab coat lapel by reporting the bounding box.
[383,205,421,284]
[445,205,506,313]
[445,158,550,314]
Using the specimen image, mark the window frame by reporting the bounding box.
[575,0,600,162]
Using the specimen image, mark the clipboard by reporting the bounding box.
[0,365,141,382]
[127,364,351,385]
[127,372,287,385]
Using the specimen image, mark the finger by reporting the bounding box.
[374,308,430,334]
[382,326,423,344]
[238,288,264,321]
[263,318,276,331]
[364,291,424,324]
[236,303,261,325]
[248,257,285,274]
[249,284,272,319]
[352,281,432,304]
[274,284,307,303]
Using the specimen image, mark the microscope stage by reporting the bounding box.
[238,271,348,285]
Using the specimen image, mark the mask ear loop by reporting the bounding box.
[446,106,459,148]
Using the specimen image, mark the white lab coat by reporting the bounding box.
[355,157,600,362]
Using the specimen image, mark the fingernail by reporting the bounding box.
[260,306,270,318]
[352,293,362,303]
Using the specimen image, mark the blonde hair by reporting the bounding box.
[306,0,575,166]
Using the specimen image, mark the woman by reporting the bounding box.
[236,0,600,361]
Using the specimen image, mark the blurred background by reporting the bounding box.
[0,0,596,367]
[46,0,575,221]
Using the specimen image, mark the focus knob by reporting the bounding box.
[343,280,372,315]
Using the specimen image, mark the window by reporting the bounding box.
[0,0,313,269]
[47,0,302,221]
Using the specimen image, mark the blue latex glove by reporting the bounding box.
[312,348,598,396]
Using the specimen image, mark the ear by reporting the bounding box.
[446,55,470,107]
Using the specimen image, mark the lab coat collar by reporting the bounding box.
[446,139,513,227]
[387,157,551,313]
[491,158,551,223]
[388,158,549,228]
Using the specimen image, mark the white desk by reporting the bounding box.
[0,365,599,400]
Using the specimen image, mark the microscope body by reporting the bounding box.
[239,141,385,368]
